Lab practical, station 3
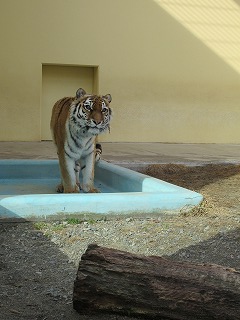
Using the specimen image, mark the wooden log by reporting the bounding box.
[73,244,240,320]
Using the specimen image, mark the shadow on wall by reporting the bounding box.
[154,0,240,75]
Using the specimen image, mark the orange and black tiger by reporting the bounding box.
[50,88,112,193]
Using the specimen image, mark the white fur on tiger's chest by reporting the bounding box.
[64,119,95,160]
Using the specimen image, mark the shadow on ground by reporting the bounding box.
[169,227,240,270]
[141,163,240,190]
[1,222,239,320]
[0,222,139,320]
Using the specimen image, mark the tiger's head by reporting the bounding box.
[70,88,112,136]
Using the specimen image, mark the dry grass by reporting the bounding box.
[141,163,240,216]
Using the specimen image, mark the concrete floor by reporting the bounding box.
[0,141,240,166]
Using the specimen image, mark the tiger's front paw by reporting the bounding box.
[56,183,64,193]
[82,185,100,193]
[88,187,100,193]
[64,184,80,193]
[56,183,80,193]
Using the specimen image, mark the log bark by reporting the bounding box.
[73,244,240,320]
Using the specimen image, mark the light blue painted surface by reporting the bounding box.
[0,160,203,220]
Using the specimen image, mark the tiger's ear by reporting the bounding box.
[103,94,112,103]
[76,88,86,98]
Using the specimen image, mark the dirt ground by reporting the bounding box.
[142,163,240,216]
[0,164,240,320]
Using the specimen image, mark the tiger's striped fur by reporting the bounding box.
[50,88,112,193]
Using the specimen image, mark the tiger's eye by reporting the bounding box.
[102,107,108,113]
[84,104,91,111]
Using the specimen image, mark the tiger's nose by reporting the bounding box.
[92,119,102,125]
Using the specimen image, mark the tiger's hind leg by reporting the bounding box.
[75,161,81,190]
[95,143,102,161]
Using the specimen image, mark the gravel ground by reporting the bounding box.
[1,163,240,319]
[35,212,240,268]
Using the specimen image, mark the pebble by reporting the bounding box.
[34,213,240,270]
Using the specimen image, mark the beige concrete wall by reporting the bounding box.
[0,0,240,142]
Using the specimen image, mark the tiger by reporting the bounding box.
[50,88,112,193]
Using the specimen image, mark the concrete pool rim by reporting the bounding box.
[0,159,203,221]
